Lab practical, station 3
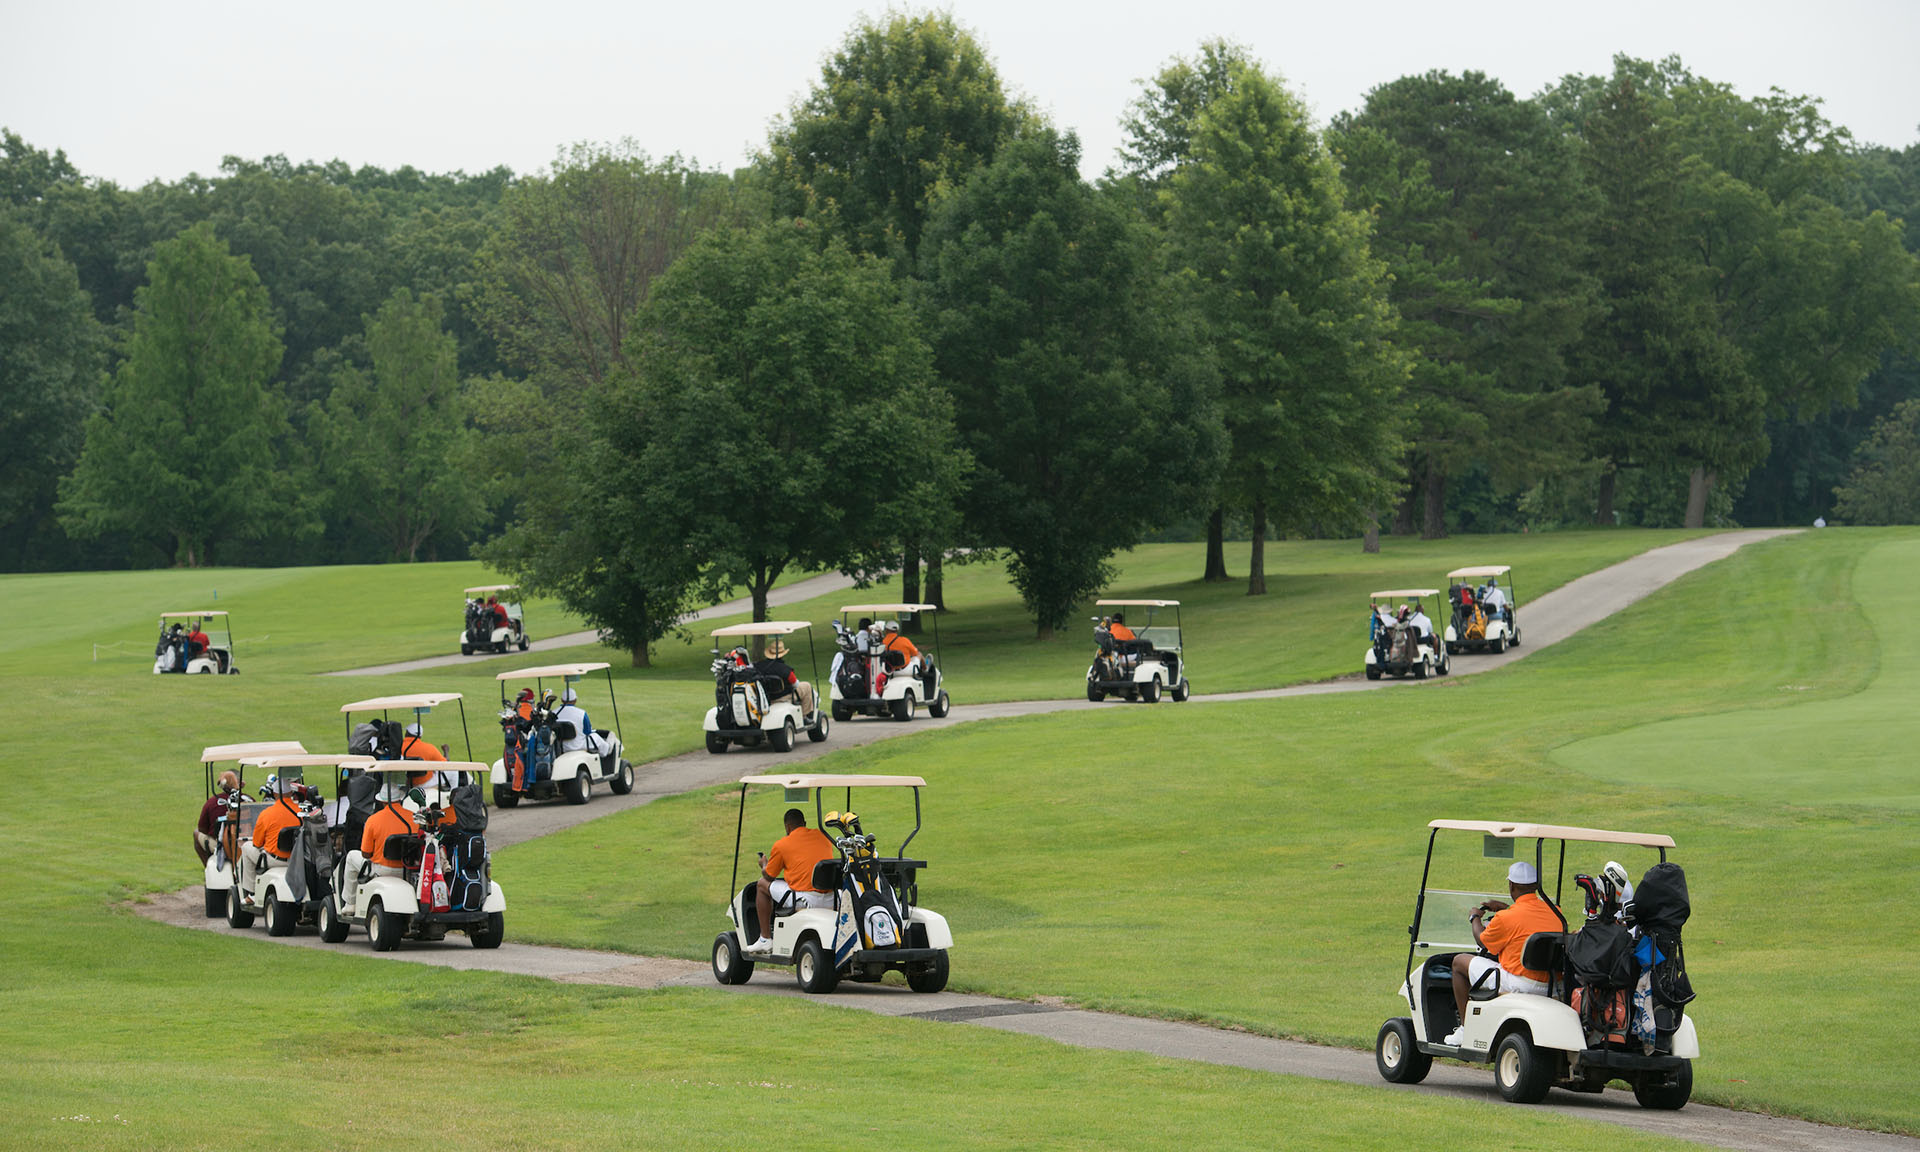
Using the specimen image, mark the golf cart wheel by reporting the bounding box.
[891,695,913,722]
[265,895,297,937]
[518,636,529,651]
[1632,1061,1692,1110]
[1510,626,1521,648]
[563,768,591,805]
[929,690,951,718]
[492,784,521,808]
[203,887,224,918]
[609,760,635,794]
[1140,678,1161,703]
[706,732,729,755]
[795,937,839,994]
[1086,683,1104,702]
[808,713,830,743]
[712,932,754,985]
[1436,651,1450,676]
[318,896,350,943]
[469,912,505,949]
[906,950,950,994]
[226,886,255,930]
[1413,658,1428,680]
[1493,1032,1553,1104]
[832,701,852,723]
[1375,1018,1432,1084]
[1365,665,1382,681]
[367,898,402,952]
[1171,679,1190,702]
[1492,634,1508,655]
[770,719,797,753]
[461,643,473,656]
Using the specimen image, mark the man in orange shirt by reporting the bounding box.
[244,776,306,894]
[879,620,920,672]
[1444,860,1561,1046]
[342,773,454,913]
[747,808,836,954]
[401,723,448,762]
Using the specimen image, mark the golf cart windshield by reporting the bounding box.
[162,611,231,646]
[1411,889,1509,955]
[465,585,522,616]
[1096,599,1181,651]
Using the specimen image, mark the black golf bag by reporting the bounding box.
[286,809,334,904]
[441,825,490,913]
[348,720,403,760]
[715,660,768,728]
[1633,862,1695,1023]
[463,600,490,645]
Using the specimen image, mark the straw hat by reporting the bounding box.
[765,639,790,658]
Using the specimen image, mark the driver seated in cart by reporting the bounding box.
[747,808,836,953]
[755,640,816,717]
[401,723,448,762]
[341,771,456,912]
[879,619,921,673]
[553,687,602,757]
[1444,860,1560,1046]
[243,775,307,891]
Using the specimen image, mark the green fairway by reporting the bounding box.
[3,527,1909,1146]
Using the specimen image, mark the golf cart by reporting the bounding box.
[489,662,635,807]
[829,603,951,722]
[1445,565,1521,654]
[712,773,952,995]
[316,761,504,950]
[1376,819,1698,1108]
[198,740,306,916]
[1365,590,1449,680]
[225,753,375,935]
[154,611,237,674]
[705,621,829,753]
[461,584,528,655]
[341,692,473,766]
[1086,599,1190,702]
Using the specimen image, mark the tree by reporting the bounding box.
[0,209,103,569]
[1163,59,1405,594]
[615,220,965,631]
[1833,398,1920,524]
[1332,71,1601,539]
[58,223,287,565]
[308,289,486,560]
[922,129,1222,636]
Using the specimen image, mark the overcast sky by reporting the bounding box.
[5,0,1916,188]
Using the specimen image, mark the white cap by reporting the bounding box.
[405,722,422,737]
[1507,860,1539,885]
[561,687,577,703]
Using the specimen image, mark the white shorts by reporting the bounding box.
[769,879,834,910]
[1467,954,1548,996]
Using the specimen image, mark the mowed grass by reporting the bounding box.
[504,528,1920,1134]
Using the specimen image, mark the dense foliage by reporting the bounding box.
[2,25,1917,636]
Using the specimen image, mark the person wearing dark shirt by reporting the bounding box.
[756,639,815,717]
[194,770,240,864]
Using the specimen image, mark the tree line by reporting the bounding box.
[2,15,1917,652]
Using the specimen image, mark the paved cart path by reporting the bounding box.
[324,570,868,677]
[145,527,1909,1152]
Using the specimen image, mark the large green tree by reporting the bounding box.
[1163,59,1406,594]
[308,289,485,561]
[0,209,103,569]
[1832,398,1920,524]
[58,223,287,565]
[921,129,1222,635]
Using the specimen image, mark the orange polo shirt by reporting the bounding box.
[252,798,304,860]
[766,827,835,893]
[1480,892,1563,983]
[883,634,920,664]
[401,736,447,761]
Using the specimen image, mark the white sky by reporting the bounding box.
[4,0,1916,188]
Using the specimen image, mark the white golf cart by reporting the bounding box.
[155,610,238,674]
[340,691,473,765]
[1376,819,1698,1108]
[1086,599,1190,702]
[198,740,306,917]
[1365,589,1450,680]
[461,584,529,655]
[1444,565,1521,654]
[712,773,952,995]
[829,603,952,722]
[227,753,375,936]
[489,662,635,807]
[704,621,829,753]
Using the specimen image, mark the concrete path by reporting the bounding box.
[144,528,1905,1152]
[324,570,866,677]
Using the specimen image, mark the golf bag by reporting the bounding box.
[838,852,904,955]
[715,659,768,728]
[500,711,526,790]
[1385,621,1416,666]
[348,720,403,759]
[286,809,334,903]
[522,725,554,785]
[1633,862,1695,1016]
[463,600,490,646]
[441,832,489,913]
[154,632,182,673]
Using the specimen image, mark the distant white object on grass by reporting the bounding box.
[1814,517,1827,528]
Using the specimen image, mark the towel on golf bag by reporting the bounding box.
[417,841,451,913]
[442,833,489,912]
[449,782,488,833]
[286,812,334,903]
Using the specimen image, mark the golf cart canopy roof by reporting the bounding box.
[360,760,493,776]
[1096,599,1180,607]
[1370,589,1440,599]
[1447,566,1511,580]
[496,662,610,681]
[739,773,927,789]
[339,693,464,713]
[202,740,307,763]
[711,621,812,638]
[162,610,228,619]
[240,753,377,770]
[1429,819,1674,849]
[464,584,519,597]
[838,603,937,614]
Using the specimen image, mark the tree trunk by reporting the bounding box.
[629,641,650,668]
[1392,486,1416,537]
[1036,620,1054,641]
[1247,499,1268,596]
[1595,464,1616,526]
[1362,509,1380,555]
[752,574,770,627]
[1684,467,1716,529]
[1422,465,1448,540]
[1204,506,1231,581]
[902,544,921,634]
[927,553,945,610]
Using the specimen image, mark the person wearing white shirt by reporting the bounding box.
[554,688,601,756]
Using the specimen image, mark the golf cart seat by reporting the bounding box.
[276,826,300,854]
[1522,931,1570,996]
[382,833,425,867]
[811,860,843,890]
[553,720,577,741]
